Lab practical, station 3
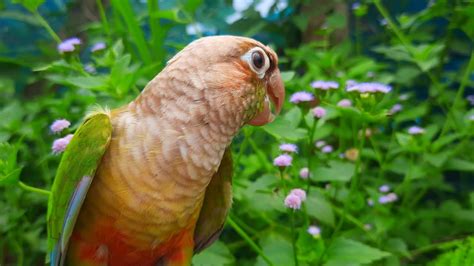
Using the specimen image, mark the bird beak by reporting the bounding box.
[248,69,285,126]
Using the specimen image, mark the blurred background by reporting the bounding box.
[1,0,473,265]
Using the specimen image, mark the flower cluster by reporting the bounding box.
[290,91,314,104]
[307,225,321,237]
[52,134,74,154]
[284,188,307,210]
[50,119,71,133]
[310,80,339,90]
[346,82,392,94]
[57,37,81,53]
[273,154,292,167]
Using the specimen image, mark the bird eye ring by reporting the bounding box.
[242,47,270,79]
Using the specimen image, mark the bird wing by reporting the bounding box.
[193,147,233,252]
[46,111,112,266]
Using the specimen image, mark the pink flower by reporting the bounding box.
[57,37,81,53]
[299,167,309,179]
[284,194,302,210]
[389,104,403,114]
[310,80,339,90]
[307,225,321,237]
[290,188,306,201]
[408,126,425,135]
[312,107,326,118]
[91,42,106,52]
[290,91,314,104]
[378,192,398,204]
[337,99,352,107]
[315,140,326,148]
[273,154,292,167]
[52,134,73,154]
[279,143,298,153]
[321,145,333,153]
[50,119,71,133]
[379,184,390,193]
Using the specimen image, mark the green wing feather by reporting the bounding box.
[194,147,233,252]
[46,111,112,264]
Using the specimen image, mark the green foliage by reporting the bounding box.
[1,0,474,265]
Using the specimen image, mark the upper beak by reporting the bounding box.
[248,69,285,126]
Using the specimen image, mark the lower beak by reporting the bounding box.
[248,69,285,126]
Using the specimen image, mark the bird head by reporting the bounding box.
[163,35,285,127]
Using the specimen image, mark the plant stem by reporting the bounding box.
[410,238,463,258]
[227,217,274,266]
[96,0,110,37]
[33,11,61,43]
[290,211,299,266]
[18,181,51,196]
[306,119,317,195]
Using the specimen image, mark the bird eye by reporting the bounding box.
[252,51,264,70]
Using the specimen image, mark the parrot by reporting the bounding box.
[46,35,285,266]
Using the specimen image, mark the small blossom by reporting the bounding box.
[312,107,327,118]
[57,37,81,53]
[290,188,306,201]
[279,143,298,153]
[367,198,374,206]
[467,95,474,105]
[366,71,375,78]
[379,184,390,193]
[389,104,403,114]
[299,167,310,179]
[337,99,352,107]
[284,194,302,210]
[347,82,392,94]
[91,42,106,52]
[344,148,359,161]
[315,140,326,148]
[364,224,373,231]
[310,80,339,90]
[321,145,333,153]
[380,18,388,26]
[351,2,360,10]
[346,80,357,88]
[408,126,425,135]
[84,64,96,74]
[52,134,73,154]
[379,192,398,204]
[290,91,315,104]
[50,119,71,133]
[307,225,321,237]
[273,154,292,167]
[399,93,410,101]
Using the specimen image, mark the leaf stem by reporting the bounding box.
[17,181,51,196]
[290,211,299,266]
[227,217,274,266]
[33,11,61,43]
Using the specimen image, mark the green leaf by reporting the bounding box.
[66,76,108,91]
[394,103,428,123]
[325,238,390,265]
[192,241,235,266]
[0,142,21,186]
[12,0,45,12]
[306,192,335,226]
[281,71,295,82]
[445,158,474,172]
[312,161,355,182]
[256,233,294,266]
[262,107,307,141]
[429,237,474,266]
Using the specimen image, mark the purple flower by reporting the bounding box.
[378,192,398,204]
[367,198,374,206]
[467,95,474,105]
[299,167,310,179]
[346,80,357,88]
[347,82,392,94]
[366,71,375,78]
[380,18,388,26]
[91,42,106,52]
[352,2,361,10]
[379,184,390,193]
[84,64,96,74]
[284,194,302,210]
[315,140,326,148]
[307,225,321,237]
[408,126,425,135]
[273,154,292,167]
[337,99,352,107]
[312,107,327,118]
[321,145,333,153]
[57,37,81,53]
[389,104,403,114]
[50,119,71,133]
[52,134,74,154]
[290,91,315,104]
[279,143,298,153]
[290,188,307,201]
[310,80,339,90]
